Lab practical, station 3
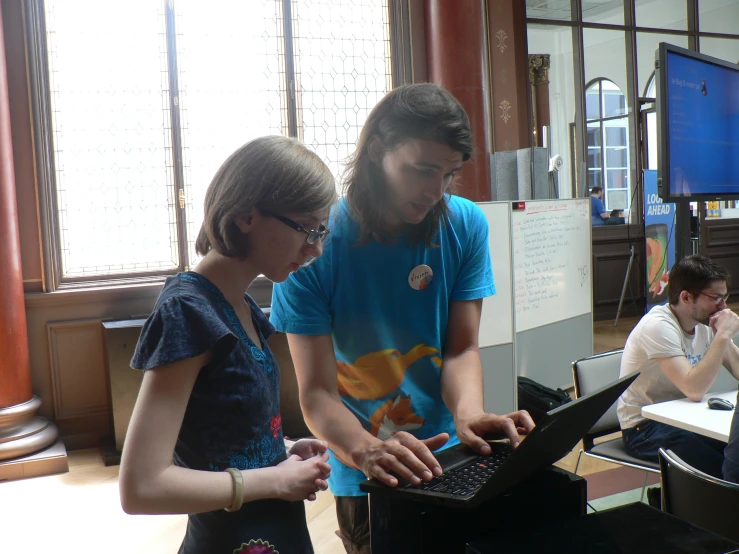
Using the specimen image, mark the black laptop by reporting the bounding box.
[359,372,639,509]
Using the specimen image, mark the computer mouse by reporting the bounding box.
[707,397,735,411]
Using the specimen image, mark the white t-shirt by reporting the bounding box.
[617,304,714,429]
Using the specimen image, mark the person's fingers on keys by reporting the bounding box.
[360,435,433,486]
[508,410,535,434]
[366,459,403,487]
[419,432,449,452]
[414,433,448,477]
[361,439,419,485]
[501,416,522,446]
[395,432,446,480]
[381,452,425,486]
[456,416,494,455]
[469,414,519,447]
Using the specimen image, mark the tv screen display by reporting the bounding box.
[657,43,739,201]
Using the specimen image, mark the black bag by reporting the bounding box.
[517,376,572,423]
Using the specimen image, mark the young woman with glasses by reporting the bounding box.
[119,136,336,554]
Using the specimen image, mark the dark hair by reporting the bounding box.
[196,136,337,258]
[590,186,603,195]
[343,83,473,246]
[668,254,730,306]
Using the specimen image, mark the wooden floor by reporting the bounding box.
[0,315,639,554]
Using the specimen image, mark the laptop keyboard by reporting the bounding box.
[408,444,513,498]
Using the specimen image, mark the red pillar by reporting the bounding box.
[0,0,32,410]
[425,0,493,202]
[0,0,60,468]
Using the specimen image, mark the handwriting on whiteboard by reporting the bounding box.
[512,200,589,315]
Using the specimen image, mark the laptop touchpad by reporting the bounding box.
[435,444,477,470]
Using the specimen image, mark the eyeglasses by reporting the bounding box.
[263,211,330,245]
[698,292,730,305]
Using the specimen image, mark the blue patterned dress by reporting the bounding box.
[131,272,312,554]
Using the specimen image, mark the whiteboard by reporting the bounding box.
[477,202,513,347]
[511,199,592,333]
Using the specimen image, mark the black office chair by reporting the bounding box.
[660,448,739,543]
[572,349,659,502]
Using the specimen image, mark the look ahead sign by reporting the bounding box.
[644,170,676,310]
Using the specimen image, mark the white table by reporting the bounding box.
[640,389,738,442]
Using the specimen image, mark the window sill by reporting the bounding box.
[24,280,165,309]
[24,275,274,309]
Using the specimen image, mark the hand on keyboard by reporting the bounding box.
[357,431,449,488]
[455,410,535,454]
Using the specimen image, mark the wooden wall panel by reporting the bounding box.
[700,219,739,297]
[47,320,110,420]
[487,0,531,152]
[24,285,311,450]
[592,225,646,321]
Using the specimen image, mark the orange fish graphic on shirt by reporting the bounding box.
[336,344,440,400]
[369,395,425,439]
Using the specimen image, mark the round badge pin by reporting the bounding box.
[408,264,433,290]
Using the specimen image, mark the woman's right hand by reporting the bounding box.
[355,432,449,487]
[272,452,332,502]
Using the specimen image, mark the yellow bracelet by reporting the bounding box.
[224,467,244,512]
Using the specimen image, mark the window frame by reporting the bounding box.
[585,77,630,211]
[25,0,411,300]
[528,0,739,228]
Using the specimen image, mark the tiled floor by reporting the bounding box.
[0,315,643,554]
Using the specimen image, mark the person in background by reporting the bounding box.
[270,83,535,554]
[590,186,609,226]
[618,255,739,480]
[119,136,335,554]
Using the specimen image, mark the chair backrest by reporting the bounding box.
[660,448,739,543]
[572,349,624,447]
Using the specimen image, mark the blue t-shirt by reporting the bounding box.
[270,195,495,496]
[591,195,607,226]
[131,272,312,554]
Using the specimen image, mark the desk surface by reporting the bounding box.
[641,390,737,442]
[466,502,739,554]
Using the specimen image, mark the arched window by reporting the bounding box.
[645,73,656,99]
[586,78,630,211]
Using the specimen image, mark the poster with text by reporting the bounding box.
[644,170,676,310]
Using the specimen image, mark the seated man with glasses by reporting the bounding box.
[618,255,739,479]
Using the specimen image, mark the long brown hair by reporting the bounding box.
[343,83,473,246]
[196,136,337,258]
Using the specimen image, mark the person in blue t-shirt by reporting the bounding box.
[270,83,535,554]
[119,137,334,554]
[590,186,609,226]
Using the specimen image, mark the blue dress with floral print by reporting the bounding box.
[131,272,312,554]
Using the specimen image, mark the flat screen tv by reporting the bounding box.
[656,43,739,202]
